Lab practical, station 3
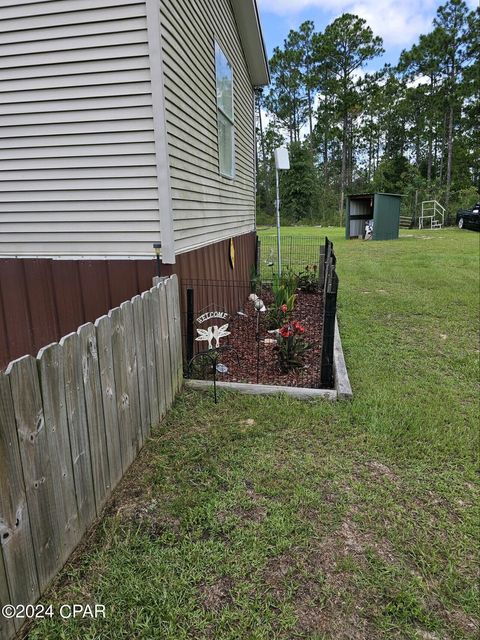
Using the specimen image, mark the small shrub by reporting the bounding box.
[297,264,319,293]
[279,269,299,298]
[275,320,311,371]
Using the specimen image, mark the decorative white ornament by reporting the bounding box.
[249,293,266,312]
[195,323,230,349]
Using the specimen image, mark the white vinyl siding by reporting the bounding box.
[0,0,161,257]
[160,0,256,254]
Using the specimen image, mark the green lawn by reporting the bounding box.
[28,228,479,640]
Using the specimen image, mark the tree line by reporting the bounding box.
[256,0,479,225]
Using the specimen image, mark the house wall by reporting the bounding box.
[159,0,256,254]
[0,0,162,257]
[0,232,256,370]
[0,0,257,259]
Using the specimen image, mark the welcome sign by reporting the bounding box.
[195,304,231,350]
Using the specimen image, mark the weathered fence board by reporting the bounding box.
[141,290,159,430]
[0,276,183,640]
[158,282,174,409]
[109,307,135,471]
[95,314,123,488]
[120,301,142,459]
[151,285,167,418]
[37,343,80,565]
[170,275,184,394]
[60,333,96,536]
[78,324,111,513]
[6,356,61,591]
[165,277,179,396]
[0,375,39,626]
[132,295,150,443]
[0,544,14,638]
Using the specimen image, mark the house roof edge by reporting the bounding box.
[230,0,270,86]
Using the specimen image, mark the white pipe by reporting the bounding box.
[275,166,281,275]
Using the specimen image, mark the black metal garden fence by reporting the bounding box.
[319,237,339,388]
[180,236,339,391]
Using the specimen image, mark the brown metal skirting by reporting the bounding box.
[170,231,256,314]
[0,232,256,370]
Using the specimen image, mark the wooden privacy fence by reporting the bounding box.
[0,275,182,640]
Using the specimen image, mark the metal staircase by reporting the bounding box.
[419,201,445,230]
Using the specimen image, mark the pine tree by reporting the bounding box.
[318,14,384,219]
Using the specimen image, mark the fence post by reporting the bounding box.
[255,236,261,277]
[323,238,333,298]
[320,270,338,389]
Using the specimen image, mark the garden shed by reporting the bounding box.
[346,193,402,241]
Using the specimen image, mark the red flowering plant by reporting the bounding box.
[266,292,296,329]
[275,320,311,371]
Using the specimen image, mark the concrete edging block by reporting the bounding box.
[333,316,353,399]
[184,379,338,401]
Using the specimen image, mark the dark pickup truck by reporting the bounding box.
[456,203,480,231]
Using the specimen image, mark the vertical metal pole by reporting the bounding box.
[186,287,194,365]
[212,355,218,404]
[275,167,282,276]
[256,311,260,384]
[153,242,162,277]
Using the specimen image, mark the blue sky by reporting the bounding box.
[257,0,477,71]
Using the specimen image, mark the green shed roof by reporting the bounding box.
[347,192,404,198]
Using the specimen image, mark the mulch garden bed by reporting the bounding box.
[190,288,324,389]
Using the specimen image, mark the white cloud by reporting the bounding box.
[348,1,434,46]
[258,0,363,15]
[407,74,430,88]
[257,0,440,47]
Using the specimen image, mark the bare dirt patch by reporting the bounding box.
[263,553,296,600]
[115,498,181,539]
[234,504,267,523]
[365,460,400,485]
[285,510,397,637]
[200,577,234,612]
[439,605,479,637]
[293,542,376,639]
[244,479,265,502]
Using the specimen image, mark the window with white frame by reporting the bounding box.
[215,41,234,178]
